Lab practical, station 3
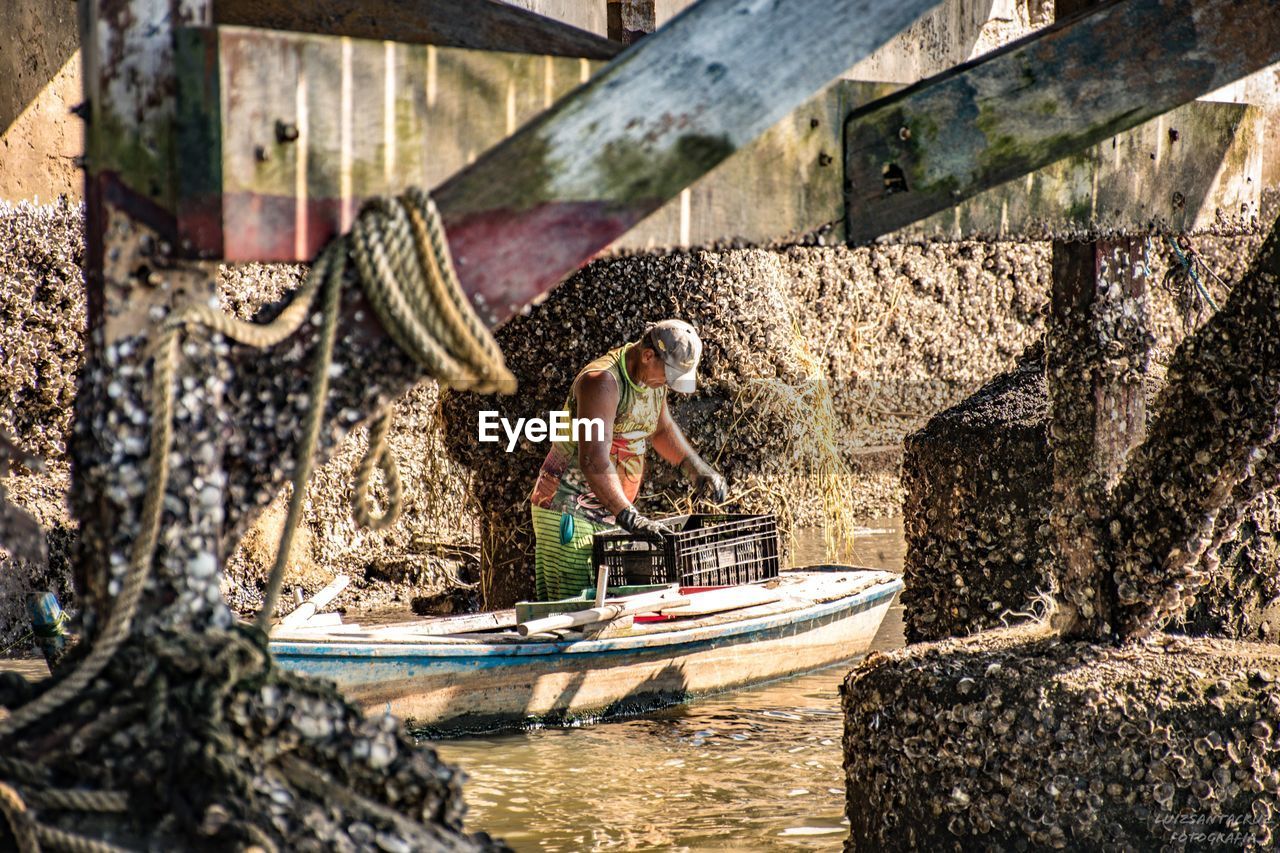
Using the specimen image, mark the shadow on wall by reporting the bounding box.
[0,0,81,201]
[0,0,77,137]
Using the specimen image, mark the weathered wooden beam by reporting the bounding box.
[893,100,1272,241]
[177,27,879,261]
[843,0,1280,244]
[214,0,621,59]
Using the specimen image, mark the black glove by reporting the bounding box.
[616,505,673,543]
[682,455,727,503]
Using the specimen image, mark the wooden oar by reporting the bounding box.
[278,575,349,628]
[517,588,689,637]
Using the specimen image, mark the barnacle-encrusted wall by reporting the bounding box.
[0,203,477,645]
[903,342,1280,643]
[0,198,82,649]
[2,201,1054,629]
[903,230,1280,644]
[442,242,1049,606]
[841,629,1280,850]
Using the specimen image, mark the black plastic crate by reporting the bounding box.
[592,514,780,588]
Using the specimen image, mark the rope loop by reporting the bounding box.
[351,412,403,532]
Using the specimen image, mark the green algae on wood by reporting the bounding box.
[844,0,1280,243]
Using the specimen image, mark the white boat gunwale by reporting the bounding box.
[270,573,902,660]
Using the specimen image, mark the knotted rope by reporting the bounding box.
[0,188,512,850]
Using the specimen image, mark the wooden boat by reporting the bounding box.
[270,568,902,734]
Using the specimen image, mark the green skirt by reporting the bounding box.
[530,505,612,601]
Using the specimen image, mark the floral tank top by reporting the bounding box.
[529,343,666,523]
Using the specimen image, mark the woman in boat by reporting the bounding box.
[529,319,727,601]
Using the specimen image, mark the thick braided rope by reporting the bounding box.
[351,411,402,531]
[350,203,477,386]
[254,250,345,630]
[351,193,514,394]
[162,267,323,350]
[0,781,38,853]
[24,789,128,814]
[403,188,507,376]
[34,823,131,853]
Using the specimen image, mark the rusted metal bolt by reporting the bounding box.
[254,145,271,163]
[899,126,911,141]
[275,120,300,143]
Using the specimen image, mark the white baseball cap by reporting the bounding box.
[648,319,703,393]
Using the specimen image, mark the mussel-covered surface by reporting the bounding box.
[902,225,1280,645]
[842,626,1280,850]
[903,342,1280,644]
[441,243,1048,606]
[0,626,503,850]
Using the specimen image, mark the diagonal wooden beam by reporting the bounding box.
[214,0,622,60]
[430,0,944,328]
[843,0,1280,244]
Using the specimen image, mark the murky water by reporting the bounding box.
[432,519,906,852]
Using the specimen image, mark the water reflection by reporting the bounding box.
[433,519,906,851]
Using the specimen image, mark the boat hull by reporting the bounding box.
[272,577,900,733]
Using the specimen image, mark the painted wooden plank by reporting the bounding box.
[893,100,1271,241]
[215,0,622,60]
[843,0,1280,244]
[177,27,593,261]
[179,0,943,293]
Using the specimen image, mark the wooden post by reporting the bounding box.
[1046,239,1151,638]
[75,0,230,633]
[1044,0,1150,640]
[607,0,655,44]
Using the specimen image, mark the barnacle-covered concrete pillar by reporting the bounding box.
[846,212,1280,848]
[842,629,1280,849]
[902,337,1280,644]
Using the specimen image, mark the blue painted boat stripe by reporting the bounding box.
[271,579,902,662]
